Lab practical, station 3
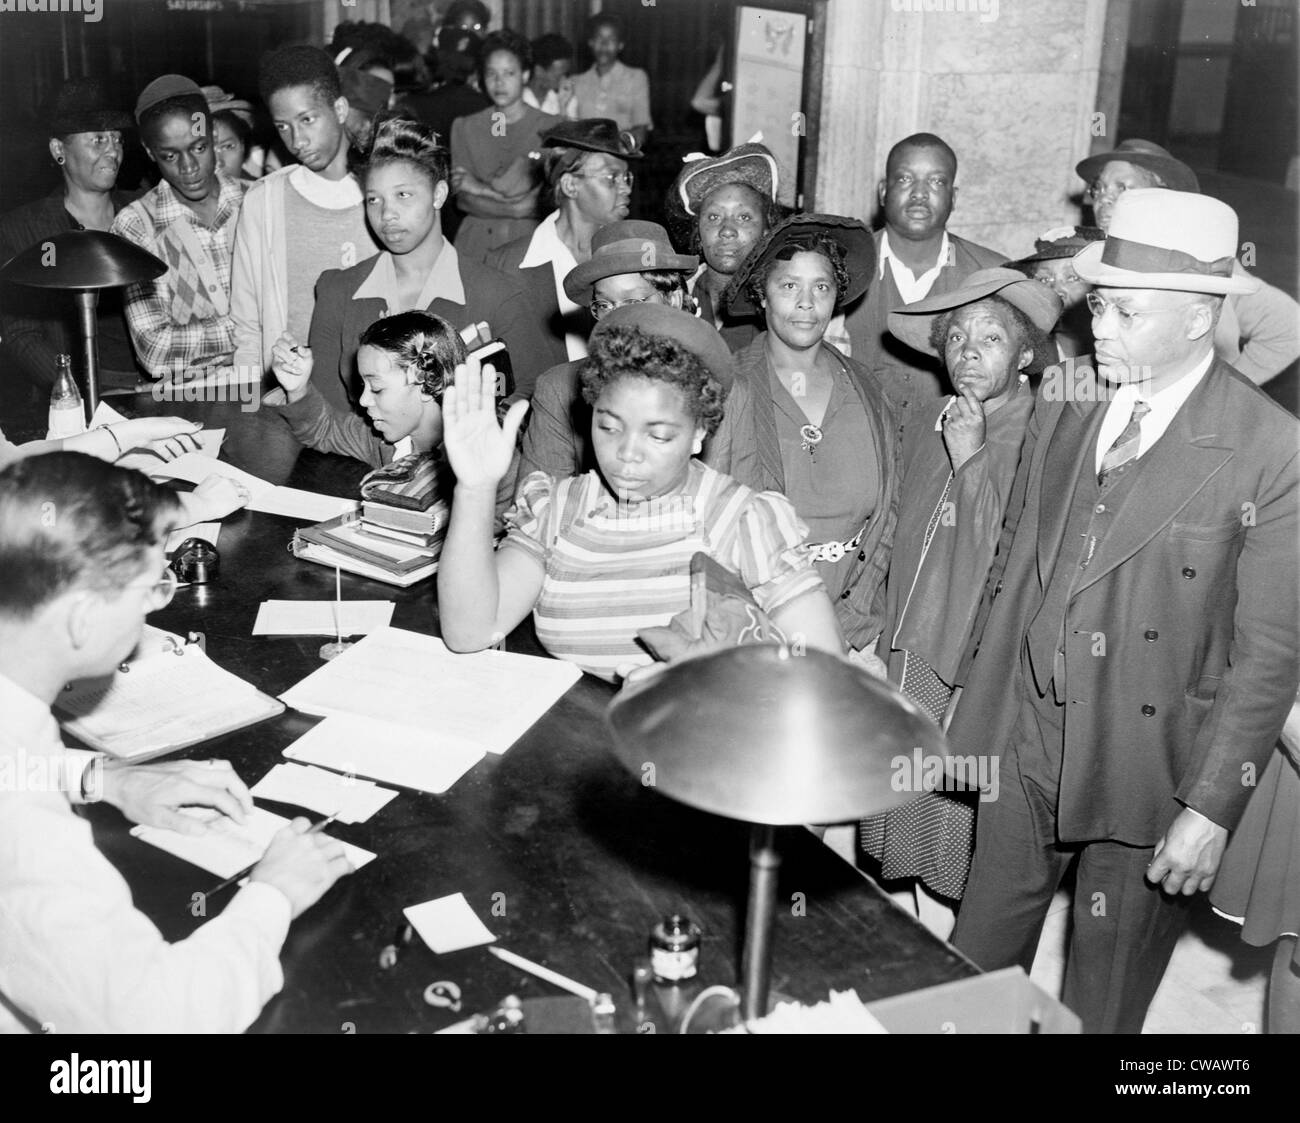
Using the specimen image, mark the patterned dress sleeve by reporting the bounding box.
[728,489,826,614]
[498,469,557,565]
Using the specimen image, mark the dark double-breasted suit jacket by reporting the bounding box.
[949,358,1299,846]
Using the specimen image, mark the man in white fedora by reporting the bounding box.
[946,189,1299,1033]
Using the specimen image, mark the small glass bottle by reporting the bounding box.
[47,354,85,439]
[650,914,701,985]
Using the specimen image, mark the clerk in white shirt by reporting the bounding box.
[0,453,351,1033]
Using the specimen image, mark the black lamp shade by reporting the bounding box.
[0,230,165,290]
[605,645,953,826]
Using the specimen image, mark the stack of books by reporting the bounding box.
[358,498,449,552]
[292,498,449,587]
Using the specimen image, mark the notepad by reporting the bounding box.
[279,627,582,756]
[132,806,376,879]
[56,627,284,761]
[251,762,398,824]
[150,452,358,523]
[281,714,485,795]
[252,599,395,637]
[403,893,496,954]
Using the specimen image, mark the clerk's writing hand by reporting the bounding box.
[270,333,313,402]
[100,758,254,834]
[1146,806,1229,895]
[250,817,353,919]
[442,357,528,490]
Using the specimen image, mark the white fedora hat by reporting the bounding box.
[1072,188,1258,295]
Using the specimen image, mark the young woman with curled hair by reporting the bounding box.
[436,303,843,682]
[271,115,552,408]
[269,309,518,523]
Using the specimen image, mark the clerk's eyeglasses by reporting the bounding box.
[118,565,178,610]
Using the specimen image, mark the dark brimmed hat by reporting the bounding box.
[591,303,733,391]
[1075,139,1200,194]
[723,213,874,317]
[1008,225,1104,269]
[887,267,1062,369]
[672,141,779,217]
[135,74,206,124]
[47,78,133,137]
[540,118,643,160]
[563,221,698,305]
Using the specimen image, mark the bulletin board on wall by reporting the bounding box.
[727,0,826,210]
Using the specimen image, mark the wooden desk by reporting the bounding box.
[85,451,977,1033]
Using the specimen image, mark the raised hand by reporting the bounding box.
[441,356,528,490]
[270,332,313,402]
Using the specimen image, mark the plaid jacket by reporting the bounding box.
[111,174,245,379]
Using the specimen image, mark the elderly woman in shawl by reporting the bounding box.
[858,268,1061,932]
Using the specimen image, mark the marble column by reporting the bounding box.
[814,0,1113,259]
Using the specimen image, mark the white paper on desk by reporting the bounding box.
[57,642,275,761]
[403,893,496,954]
[251,762,397,824]
[254,486,357,523]
[131,806,376,879]
[279,627,582,755]
[149,453,357,522]
[253,599,394,637]
[148,450,271,494]
[165,521,220,554]
[282,714,484,794]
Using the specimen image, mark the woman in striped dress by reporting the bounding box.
[436,303,844,681]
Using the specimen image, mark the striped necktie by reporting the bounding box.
[1098,400,1151,487]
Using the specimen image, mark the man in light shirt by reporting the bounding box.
[843,133,1003,438]
[947,190,1299,1033]
[0,453,352,1033]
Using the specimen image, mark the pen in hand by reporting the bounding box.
[203,810,341,897]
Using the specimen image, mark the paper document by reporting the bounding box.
[282,714,484,794]
[251,761,398,824]
[280,627,581,756]
[57,635,281,761]
[403,893,496,954]
[150,452,357,522]
[252,599,395,637]
[132,806,375,879]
